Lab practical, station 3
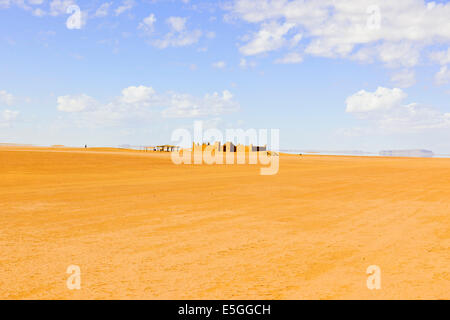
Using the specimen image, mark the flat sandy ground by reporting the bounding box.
[0,147,449,299]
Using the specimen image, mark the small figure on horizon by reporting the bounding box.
[85,145,87,149]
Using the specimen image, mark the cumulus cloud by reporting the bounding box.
[1,109,18,121]
[115,0,134,16]
[228,0,450,69]
[0,90,15,106]
[167,16,186,32]
[239,58,256,69]
[0,109,19,127]
[390,69,416,88]
[206,31,216,39]
[0,0,11,9]
[430,48,450,65]
[240,21,294,56]
[212,61,226,69]
[120,85,156,105]
[374,42,420,68]
[152,16,202,48]
[345,87,450,132]
[95,2,112,17]
[57,94,97,112]
[435,65,450,86]
[138,13,156,33]
[1,0,45,11]
[346,87,406,114]
[57,86,239,126]
[0,90,19,127]
[275,52,303,64]
[49,0,75,16]
[0,0,88,24]
[32,7,45,17]
[161,90,237,118]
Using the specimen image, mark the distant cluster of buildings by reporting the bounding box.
[191,142,267,152]
[145,145,181,152]
[145,142,267,153]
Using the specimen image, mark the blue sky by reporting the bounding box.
[1,0,450,152]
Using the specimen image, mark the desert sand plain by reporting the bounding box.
[0,146,449,299]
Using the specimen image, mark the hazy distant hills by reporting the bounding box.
[379,149,434,157]
[0,143,34,146]
[281,149,374,155]
[281,149,437,158]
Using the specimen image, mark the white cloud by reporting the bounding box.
[120,85,156,105]
[152,17,202,48]
[435,66,450,86]
[115,0,134,16]
[57,86,239,126]
[0,90,19,126]
[32,7,45,16]
[346,87,406,114]
[57,94,97,112]
[0,0,87,22]
[0,90,15,106]
[212,61,226,69]
[95,2,112,18]
[138,13,156,33]
[430,48,450,65]
[390,69,416,88]
[375,42,420,68]
[0,0,11,9]
[345,86,450,132]
[275,52,303,64]
[1,109,18,121]
[228,0,450,68]
[49,0,75,16]
[0,0,43,9]
[239,58,256,68]
[240,21,294,56]
[5,0,31,10]
[153,30,202,48]
[0,89,30,109]
[206,31,216,39]
[167,16,186,32]
[0,109,19,127]
[161,90,238,118]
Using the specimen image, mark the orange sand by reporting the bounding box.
[0,147,449,299]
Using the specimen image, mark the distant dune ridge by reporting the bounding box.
[281,149,372,155]
[379,149,434,158]
[0,143,34,146]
